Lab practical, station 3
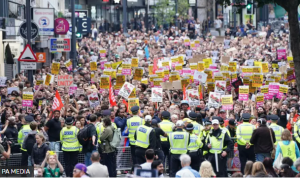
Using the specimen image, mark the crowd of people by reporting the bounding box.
[0,15,297,178]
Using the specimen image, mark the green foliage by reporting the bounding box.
[154,0,176,26]
[178,0,189,19]
[58,11,64,18]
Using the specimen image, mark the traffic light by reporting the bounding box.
[76,32,82,39]
[246,0,252,14]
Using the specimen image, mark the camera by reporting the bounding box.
[1,137,15,150]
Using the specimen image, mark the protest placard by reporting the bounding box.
[57,75,73,87]
[151,88,163,102]
[118,82,135,99]
[239,86,249,101]
[51,62,60,75]
[22,92,33,107]
[187,89,200,106]
[0,77,7,86]
[221,95,233,110]
[88,92,100,108]
[215,80,226,94]
[128,98,139,114]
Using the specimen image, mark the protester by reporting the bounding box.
[251,162,268,177]
[73,163,90,178]
[175,154,201,178]
[31,132,49,166]
[263,157,278,177]
[82,114,97,167]
[199,161,216,178]
[244,161,253,178]
[151,160,164,178]
[41,151,64,177]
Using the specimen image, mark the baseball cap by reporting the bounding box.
[176,120,184,127]
[74,163,87,173]
[212,119,219,125]
[229,119,236,126]
[145,115,152,122]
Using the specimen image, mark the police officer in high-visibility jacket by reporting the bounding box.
[186,123,203,171]
[127,106,144,165]
[18,115,34,166]
[269,115,284,146]
[236,113,255,174]
[168,120,190,177]
[294,114,300,148]
[60,117,80,177]
[204,119,233,177]
[201,120,212,159]
[158,111,174,166]
[189,112,204,138]
[134,115,156,164]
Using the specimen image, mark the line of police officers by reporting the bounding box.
[127,106,291,177]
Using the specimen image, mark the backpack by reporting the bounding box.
[77,124,93,146]
[25,134,37,154]
[110,128,121,148]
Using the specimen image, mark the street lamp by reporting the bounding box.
[254,2,258,30]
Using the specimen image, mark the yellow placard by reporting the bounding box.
[104,62,112,69]
[289,61,294,68]
[198,62,204,71]
[156,70,164,78]
[149,75,158,82]
[242,67,253,73]
[149,64,153,75]
[141,78,148,84]
[169,74,180,82]
[45,74,52,86]
[51,62,60,75]
[239,87,249,94]
[253,66,262,73]
[128,98,139,114]
[221,65,228,71]
[262,62,269,73]
[222,72,230,79]
[287,56,293,61]
[214,75,223,81]
[90,61,97,71]
[100,77,110,89]
[252,74,263,87]
[256,95,264,102]
[254,61,262,68]
[181,78,189,88]
[204,70,213,82]
[131,58,139,68]
[243,78,250,85]
[36,79,44,86]
[171,57,179,64]
[207,82,215,92]
[133,68,143,81]
[162,61,169,68]
[279,85,288,94]
[229,61,237,68]
[190,63,197,70]
[103,69,111,76]
[272,63,279,69]
[65,60,72,68]
[261,86,269,93]
[190,42,195,48]
[23,93,33,100]
[221,95,233,105]
[153,79,163,87]
[164,69,169,75]
[115,75,125,89]
[178,56,184,64]
[203,58,212,69]
[175,64,183,71]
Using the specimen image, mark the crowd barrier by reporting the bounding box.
[0,136,241,173]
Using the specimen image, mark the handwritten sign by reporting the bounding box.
[239,86,249,101]
[57,75,73,87]
[22,92,33,107]
[151,88,163,102]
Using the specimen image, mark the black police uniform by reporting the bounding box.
[188,112,202,171]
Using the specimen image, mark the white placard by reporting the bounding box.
[187,89,200,106]
[0,77,7,86]
[21,62,37,70]
[118,82,135,99]
[193,71,208,84]
[88,92,100,108]
[151,88,163,102]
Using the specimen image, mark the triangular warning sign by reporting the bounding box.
[18,44,37,62]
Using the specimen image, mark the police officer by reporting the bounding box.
[201,120,212,159]
[158,111,174,167]
[60,117,80,177]
[294,114,300,148]
[168,120,190,177]
[151,119,167,166]
[127,106,144,165]
[186,123,203,171]
[214,116,230,136]
[18,115,34,166]
[134,115,156,164]
[269,115,284,146]
[189,112,204,138]
[205,119,233,177]
[236,113,255,174]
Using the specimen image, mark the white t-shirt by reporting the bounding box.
[215,19,222,28]
[140,162,152,170]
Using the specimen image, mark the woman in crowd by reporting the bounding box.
[244,161,253,178]
[263,157,278,177]
[251,162,268,177]
[199,161,216,178]
[31,132,49,165]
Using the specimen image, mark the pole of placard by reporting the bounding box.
[71,0,76,71]
[26,0,33,87]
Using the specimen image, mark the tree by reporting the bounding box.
[219,0,300,91]
[154,0,176,26]
[178,0,190,19]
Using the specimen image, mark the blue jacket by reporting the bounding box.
[152,114,161,123]
[114,117,127,132]
[176,166,201,178]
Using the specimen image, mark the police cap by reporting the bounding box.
[242,113,251,121]
[204,120,212,126]
[25,115,34,122]
[185,123,194,131]
[65,117,74,125]
[269,114,279,121]
[161,111,171,119]
[131,106,140,113]
[188,112,197,120]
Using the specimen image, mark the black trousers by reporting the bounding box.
[208,153,228,177]
[63,151,79,177]
[161,142,170,167]
[21,150,28,166]
[189,151,201,171]
[238,145,255,174]
[135,147,147,165]
[101,152,116,177]
[169,154,181,177]
[130,144,136,165]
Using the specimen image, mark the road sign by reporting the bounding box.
[18,44,37,62]
[49,38,71,52]
[21,62,37,70]
[77,18,91,34]
[19,22,39,40]
[33,8,54,35]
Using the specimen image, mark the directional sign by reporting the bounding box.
[19,22,39,40]
[77,18,91,34]
[21,62,37,70]
[18,44,37,62]
[49,38,71,52]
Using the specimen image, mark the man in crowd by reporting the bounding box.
[175,154,201,178]
[87,152,109,177]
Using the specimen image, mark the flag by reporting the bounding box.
[52,91,64,111]
[183,85,187,100]
[109,80,117,107]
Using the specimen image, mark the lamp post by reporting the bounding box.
[254,2,258,30]
[175,0,178,27]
